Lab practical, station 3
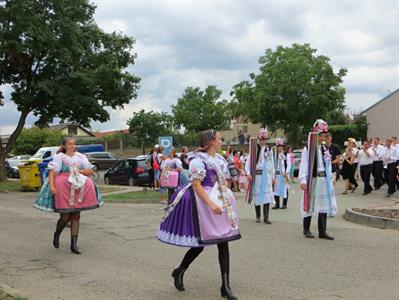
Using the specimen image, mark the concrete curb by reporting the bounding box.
[344,208,399,230]
[0,282,26,299]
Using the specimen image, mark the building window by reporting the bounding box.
[242,126,248,133]
[68,126,77,136]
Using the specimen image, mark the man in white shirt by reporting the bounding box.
[357,140,374,195]
[385,138,398,197]
[371,137,385,190]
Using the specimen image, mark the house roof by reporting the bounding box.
[94,129,129,138]
[361,88,399,114]
[48,123,95,137]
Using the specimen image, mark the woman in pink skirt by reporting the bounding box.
[46,137,102,254]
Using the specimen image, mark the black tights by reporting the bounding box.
[179,242,230,274]
[56,212,80,236]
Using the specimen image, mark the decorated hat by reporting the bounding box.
[275,138,284,147]
[258,128,268,140]
[348,138,356,144]
[313,119,328,133]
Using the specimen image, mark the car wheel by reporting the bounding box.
[104,177,110,185]
[93,164,99,171]
[128,177,135,186]
[7,171,13,178]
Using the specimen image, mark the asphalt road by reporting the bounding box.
[0,183,398,300]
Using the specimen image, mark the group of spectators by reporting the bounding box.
[340,136,399,197]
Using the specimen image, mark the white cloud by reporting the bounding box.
[1,0,399,133]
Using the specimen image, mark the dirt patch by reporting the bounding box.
[353,208,399,220]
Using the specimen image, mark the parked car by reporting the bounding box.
[5,159,22,178]
[104,155,150,186]
[293,149,302,177]
[85,152,119,170]
[29,147,59,162]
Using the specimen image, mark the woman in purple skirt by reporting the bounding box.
[156,129,241,300]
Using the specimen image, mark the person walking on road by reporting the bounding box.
[272,138,290,209]
[299,120,337,240]
[357,140,374,195]
[34,137,103,254]
[157,130,240,300]
[245,128,275,224]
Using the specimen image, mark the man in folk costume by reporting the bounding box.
[299,120,337,240]
[245,128,275,224]
[273,138,290,209]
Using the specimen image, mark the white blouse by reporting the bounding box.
[48,152,93,174]
[189,152,230,182]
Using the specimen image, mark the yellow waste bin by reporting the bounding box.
[18,162,41,191]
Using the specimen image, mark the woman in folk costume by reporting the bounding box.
[272,138,291,209]
[161,147,189,201]
[156,129,241,300]
[245,128,275,224]
[299,120,337,240]
[34,137,103,254]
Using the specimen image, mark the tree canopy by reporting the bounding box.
[13,127,63,155]
[127,109,173,152]
[229,43,347,146]
[172,86,230,133]
[0,0,140,180]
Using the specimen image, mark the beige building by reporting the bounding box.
[361,89,399,140]
[220,116,284,144]
[49,123,95,138]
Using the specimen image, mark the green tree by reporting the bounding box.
[230,43,347,146]
[325,110,350,126]
[13,127,64,155]
[127,109,174,153]
[172,86,231,133]
[0,0,140,180]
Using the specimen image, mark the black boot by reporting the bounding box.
[171,267,187,291]
[70,236,81,254]
[263,204,271,224]
[303,217,314,238]
[318,213,334,240]
[220,273,237,300]
[281,197,288,209]
[53,219,67,249]
[53,231,61,249]
[255,205,261,223]
[272,196,280,209]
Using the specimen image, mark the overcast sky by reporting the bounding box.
[1,0,398,135]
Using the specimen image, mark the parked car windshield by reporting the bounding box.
[31,149,47,159]
[7,160,20,168]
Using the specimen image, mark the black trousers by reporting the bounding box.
[387,162,398,195]
[274,190,289,207]
[360,164,373,194]
[255,204,270,219]
[372,161,383,189]
[349,163,359,188]
[303,213,328,234]
[148,169,155,189]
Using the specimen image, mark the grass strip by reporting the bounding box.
[104,190,162,203]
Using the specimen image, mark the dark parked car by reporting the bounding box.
[104,155,150,186]
[5,159,21,178]
[85,152,119,170]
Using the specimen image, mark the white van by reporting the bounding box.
[29,147,60,162]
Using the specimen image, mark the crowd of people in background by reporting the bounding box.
[145,133,399,205]
[341,136,399,197]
